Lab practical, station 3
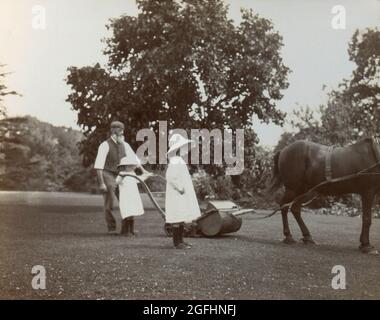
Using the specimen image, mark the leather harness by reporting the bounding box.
[325,146,334,181]
[371,136,380,164]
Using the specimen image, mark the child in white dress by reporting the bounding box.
[165,134,201,249]
[116,156,145,237]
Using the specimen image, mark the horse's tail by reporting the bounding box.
[268,151,283,192]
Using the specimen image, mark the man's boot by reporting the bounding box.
[120,218,130,236]
[106,211,116,233]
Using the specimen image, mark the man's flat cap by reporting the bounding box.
[110,121,125,129]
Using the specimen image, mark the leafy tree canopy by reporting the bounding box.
[276,27,380,151]
[0,116,95,192]
[0,64,18,118]
[66,0,289,166]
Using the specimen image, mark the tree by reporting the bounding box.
[319,90,358,145]
[345,28,380,135]
[0,116,95,192]
[276,27,380,151]
[318,28,380,142]
[274,105,326,154]
[66,0,289,167]
[0,64,18,118]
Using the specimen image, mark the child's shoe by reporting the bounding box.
[129,218,138,237]
[175,243,191,250]
[120,218,130,236]
[179,224,192,247]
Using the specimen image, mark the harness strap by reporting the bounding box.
[325,146,334,181]
[371,136,380,163]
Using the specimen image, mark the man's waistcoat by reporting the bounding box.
[104,138,126,174]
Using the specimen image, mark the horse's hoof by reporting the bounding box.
[283,237,296,244]
[301,237,317,245]
[359,245,379,255]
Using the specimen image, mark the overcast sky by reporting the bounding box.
[0,0,379,146]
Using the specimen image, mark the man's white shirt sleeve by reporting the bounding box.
[94,141,109,170]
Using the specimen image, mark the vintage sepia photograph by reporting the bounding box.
[0,0,379,305]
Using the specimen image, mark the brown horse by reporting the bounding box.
[271,137,380,254]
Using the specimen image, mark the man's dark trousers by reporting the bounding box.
[102,170,119,231]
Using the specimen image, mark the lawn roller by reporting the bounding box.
[122,172,256,237]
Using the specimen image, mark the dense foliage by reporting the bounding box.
[277,28,380,149]
[0,116,96,192]
[66,0,289,170]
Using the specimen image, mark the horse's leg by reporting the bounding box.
[291,201,316,245]
[359,191,378,255]
[281,189,296,244]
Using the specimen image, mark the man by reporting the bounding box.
[94,121,147,234]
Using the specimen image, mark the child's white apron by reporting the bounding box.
[117,172,144,219]
[165,156,201,223]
